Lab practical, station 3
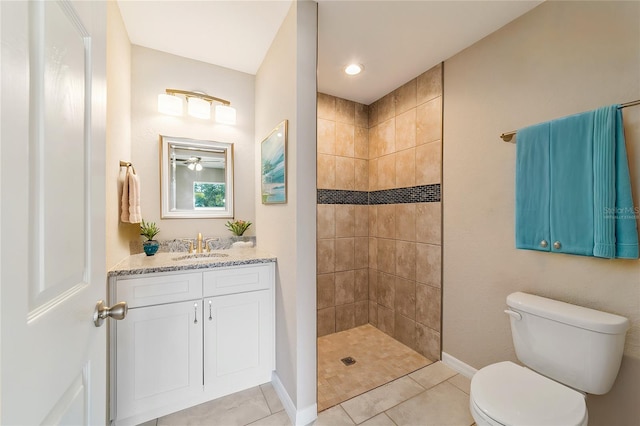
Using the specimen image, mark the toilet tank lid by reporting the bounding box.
[507,292,629,334]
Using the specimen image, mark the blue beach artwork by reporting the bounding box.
[261,121,287,203]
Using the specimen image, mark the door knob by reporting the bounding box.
[93,300,128,327]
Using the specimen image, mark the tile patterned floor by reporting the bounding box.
[139,362,474,426]
[317,324,432,411]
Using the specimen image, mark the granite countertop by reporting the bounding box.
[109,248,277,277]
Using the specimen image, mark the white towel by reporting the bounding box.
[121,167,142,223]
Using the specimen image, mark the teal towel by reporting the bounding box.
[588,105,638,258]
[515,123,550,252]
[515,105,639,259]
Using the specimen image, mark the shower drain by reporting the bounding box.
[340,356,356,366]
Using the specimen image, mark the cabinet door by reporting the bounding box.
[204,290,273,399]
[116,300,203,423]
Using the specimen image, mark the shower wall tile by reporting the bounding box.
[318,93,336,121]
[395,79,417,116]
[416,202,441,245]
[355,301,369,326]
[336,98,355,124]
[336,123,355,157]
[335,205,355,237]
[396,109,417,151]
[317,273,335,309]
[416,97,442,146]
[378,272,396,309]
[335,271,355,307]
[368,101,379,128]
[317,239,335,274]
[369,126,380,159]
[377,93,395,123]
[395,148,416,188]
[354,127,369,159]
[317,154,336,189]
[318,119,336,155]
[416,243,441,288]
[335,238,355,271]
[369,301,378,326]
[417,63,443,105]
[335,156,355,190]
[395,277,416,320]
[368,268,378,302]
[416,323,441,361]
[354,205,369,237]
[355,269,369,301]
[377,204,396,239]
[377,239,396,275]
[368,158,379,191]
[395,313,416,349]
[368,205,378,237]
[369,237,378,269]
[317,204,335,239]
[378,119,396,156]
[416,284,441,331]
[354,159,369,192]
[378,154,396,190]
[395,204,416,242]
[396,241,416,281]
[318,307,336,337]
[336,304,356,332]
[354,237,369,269]
[378,305,395,336]
[355,103,368,128]
[416,140,442,185]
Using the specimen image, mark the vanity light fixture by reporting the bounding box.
[344,63,364,76]
[158,88,237,125]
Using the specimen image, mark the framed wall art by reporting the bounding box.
[261,120,288,204]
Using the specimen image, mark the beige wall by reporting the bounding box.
[255,1,318,422]
[443,1,640,424]
[130,46,255,241]
[316,63,444,361]
[106,1,136,268]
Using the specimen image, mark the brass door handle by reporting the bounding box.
[93,300,128,327]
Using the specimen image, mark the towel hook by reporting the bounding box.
[119,160,136,174]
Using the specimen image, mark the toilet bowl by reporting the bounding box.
[470,362,587,426]
[468,292,629,426]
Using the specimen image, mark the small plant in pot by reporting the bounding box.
[225,219,252,237]
[140,219,160,256]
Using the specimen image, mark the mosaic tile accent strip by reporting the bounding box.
[317,189,369,205]
[317,184,440,206]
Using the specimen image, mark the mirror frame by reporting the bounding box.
[160,135,234,219]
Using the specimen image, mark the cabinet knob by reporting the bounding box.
[553,241,561,249]
[540,240,548,248]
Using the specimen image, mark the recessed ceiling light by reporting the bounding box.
[344,63,364,76]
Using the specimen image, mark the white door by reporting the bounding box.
[1,1,107,424]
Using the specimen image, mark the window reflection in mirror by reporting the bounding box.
[160,135,234,218]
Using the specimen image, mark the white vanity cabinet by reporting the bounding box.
[109,262,275,426]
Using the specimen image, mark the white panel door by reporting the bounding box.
[0,1,107,424]
[204,291,274,399]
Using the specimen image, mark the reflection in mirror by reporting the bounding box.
[160,135,234,218]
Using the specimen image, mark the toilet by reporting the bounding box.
[470,292,629,426]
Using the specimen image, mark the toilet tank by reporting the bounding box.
[506,292,629,395]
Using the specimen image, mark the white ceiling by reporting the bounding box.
[118,0,543,105]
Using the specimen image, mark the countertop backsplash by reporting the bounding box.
[130,236,257,255]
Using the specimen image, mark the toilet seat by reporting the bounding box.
[470,361,588,426]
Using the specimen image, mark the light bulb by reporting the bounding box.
[195,162,203,171]
[187,97,211,119]
[344,63,364,76]
[158,94,183,116]
[215,104,237,125]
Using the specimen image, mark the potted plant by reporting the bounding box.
[225,219,252,237]
[140,219,160,256]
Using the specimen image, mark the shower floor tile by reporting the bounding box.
[317,324,432,412]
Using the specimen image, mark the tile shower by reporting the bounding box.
[316,63,443,361]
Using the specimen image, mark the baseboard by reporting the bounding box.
[271,372,318,426]
[441,352,478,379]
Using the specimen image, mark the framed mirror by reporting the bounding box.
[160,135,234,218]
